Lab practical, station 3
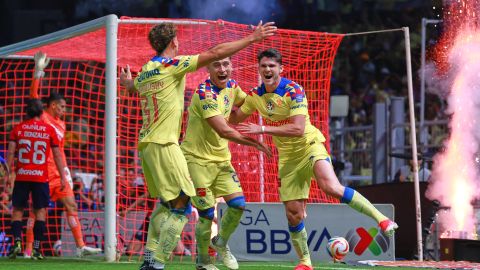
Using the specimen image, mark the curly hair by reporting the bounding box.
[148,23,177,55]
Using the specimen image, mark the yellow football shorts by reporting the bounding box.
[140,143,195,202]
[278,137,330,202]
[186,160,242,210]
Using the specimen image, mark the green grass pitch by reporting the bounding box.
[0,257,437,270]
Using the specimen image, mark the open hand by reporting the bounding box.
[34,51,50,71]
[251,21,277,42]
[256,142,272,158]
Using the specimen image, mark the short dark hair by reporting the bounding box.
[148,23,177,55]
[46,92,65,106]
[257,48,282,64]
[25,99,44,119]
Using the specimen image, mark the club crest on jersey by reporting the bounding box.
[224,95,230,108]
[266,100,275,115]
[205,92,213,99]
[196,188,207,197]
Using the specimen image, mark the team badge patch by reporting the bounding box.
[205,92,213,99]
[224,95,230,108]
[196,188,207,197]
[266,100,274,114]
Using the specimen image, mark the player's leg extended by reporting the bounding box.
[313,159,398,236]
[153,194,191,264]
[284,200,312,268]
[212,164,244,247]
[216,193,244,246]
[25,211,35,258]
[59,194,102,256]
[210,163,245,270]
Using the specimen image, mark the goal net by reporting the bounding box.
[0,16,343,258]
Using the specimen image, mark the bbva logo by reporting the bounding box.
[345,227,390,256]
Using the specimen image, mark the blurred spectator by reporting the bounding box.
[394,159,431,182]
[90,177,104,210]
[73,177,93,211]
[0,192,11,216]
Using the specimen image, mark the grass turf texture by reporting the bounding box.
[0,257,438,270]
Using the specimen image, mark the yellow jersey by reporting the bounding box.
[182,79,246,164]
[240,77,326,162]
[134,55,199,149]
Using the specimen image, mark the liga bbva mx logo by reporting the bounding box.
[345,227,390,256]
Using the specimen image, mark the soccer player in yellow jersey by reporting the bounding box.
[230,49,398,270]
[120,22,276,270]
[182,57,272,270]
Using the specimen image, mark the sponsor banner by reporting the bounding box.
[218,203,395,261]
[61,210,198,256]
[61,211,146,256]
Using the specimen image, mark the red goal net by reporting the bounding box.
[0,17,343,257]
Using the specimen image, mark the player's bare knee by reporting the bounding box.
[286,210,304,225]
[66,202,78,213]
[62,197,78,213]
[34,208,47,221]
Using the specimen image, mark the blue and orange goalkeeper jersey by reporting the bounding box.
[240,77,326,162]
[134,55,199,149]
[182,79,246,164]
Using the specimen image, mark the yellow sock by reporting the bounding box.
[289,224,311,266]
[145,203,170,252]
[218,207,243,245]
[195,217,212,264]
[342,187,388,223]
[153,212,188,263]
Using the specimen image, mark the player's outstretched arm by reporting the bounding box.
[197,21,277,69]
[237,115,306,137]
[120,64,137,93]
[206,115,272,157]
[30,51,50,99]
[52,146,67,191]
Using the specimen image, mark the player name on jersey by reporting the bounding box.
[17,130,50,139]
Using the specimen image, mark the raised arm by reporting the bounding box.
[207,115,271,157]
[237,115,306,137]
[30,51,50,99]
[197,21,277,69]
